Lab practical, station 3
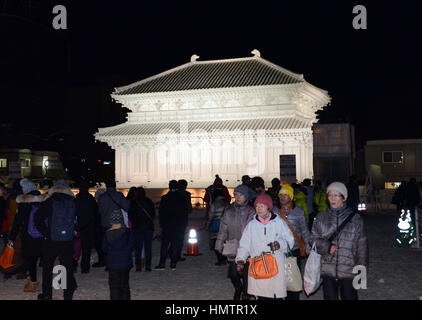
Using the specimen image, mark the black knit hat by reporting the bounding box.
[214,175,223,185]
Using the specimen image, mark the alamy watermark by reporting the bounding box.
[353,5,367,30]
[352,265,367,290]
[52,265,67,290]
[52,5,67,30]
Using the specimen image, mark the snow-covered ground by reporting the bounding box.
[0,209,421,300]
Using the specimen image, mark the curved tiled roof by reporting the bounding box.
[114,57,304,95]
[97,118,309,137]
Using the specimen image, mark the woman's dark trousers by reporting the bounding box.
[27,255,39,282]
[228,261,249,300]
[41,241,77,300]
[322,276,358,300]
[133,229,153,269]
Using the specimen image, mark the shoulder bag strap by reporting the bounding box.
[328,210,356,243]
[279,208,303,245]
[137,201,153,222]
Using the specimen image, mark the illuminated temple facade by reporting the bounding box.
[95,50,331,188]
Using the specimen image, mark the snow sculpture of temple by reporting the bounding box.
[95,50,330,188]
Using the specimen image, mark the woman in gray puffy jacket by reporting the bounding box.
[215,185,255,300]
[310,182,368,300]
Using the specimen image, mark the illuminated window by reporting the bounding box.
[0,159,7,168]
[21,159,30,168]
[382,151,403,164]
[385,182,401,189]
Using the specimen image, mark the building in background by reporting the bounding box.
[95,50,330,188]
[365,139,422,189]
[0,149,68,185]
[313,123,356,184]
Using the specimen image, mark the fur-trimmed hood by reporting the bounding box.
[42,185,75,202]
[16,194,43,204]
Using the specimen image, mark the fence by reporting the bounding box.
[191,196,205,209]
[360,189,396,212]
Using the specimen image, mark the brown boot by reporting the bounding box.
[24,280,39,293]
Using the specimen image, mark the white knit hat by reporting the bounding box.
[327,182,348,200]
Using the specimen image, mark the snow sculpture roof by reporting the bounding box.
[113,52,305,95]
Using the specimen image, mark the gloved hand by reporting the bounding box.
[7,240,14,248]
[236,260,245,275]
[267,241,280,251]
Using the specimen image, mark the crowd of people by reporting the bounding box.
[0,178,192,300]
[208,175,367,300]
[0,174,369,300]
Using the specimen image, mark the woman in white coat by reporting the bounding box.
[235,193,294,299]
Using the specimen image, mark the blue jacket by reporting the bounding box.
[102,230,135,272]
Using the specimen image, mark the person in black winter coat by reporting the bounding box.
[102,212,135,300]
[178,179,192,215]
[93,188,106,267]
[156,180,189,270]
[8,178,43,292]
[128,187,155,272]
[74,181,97,273]
[392,180,406,211]
[35,180,87,300]
[405,178,420,225]
[176,179,192,261]
[248,176,265,207]
[346,175,360,212]
[405,178,420,208]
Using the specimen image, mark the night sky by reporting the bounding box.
[1,1,421,180]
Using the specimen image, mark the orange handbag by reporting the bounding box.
[0,245,16,270]
[249,252,279,279]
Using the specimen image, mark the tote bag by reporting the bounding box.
[222,239,239,258]
[284,243,303,292]
[303,242,322,295]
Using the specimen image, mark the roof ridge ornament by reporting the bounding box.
[191,54,200,62]
[251,49,261,57]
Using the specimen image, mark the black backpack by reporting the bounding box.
[50,198,76,242]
